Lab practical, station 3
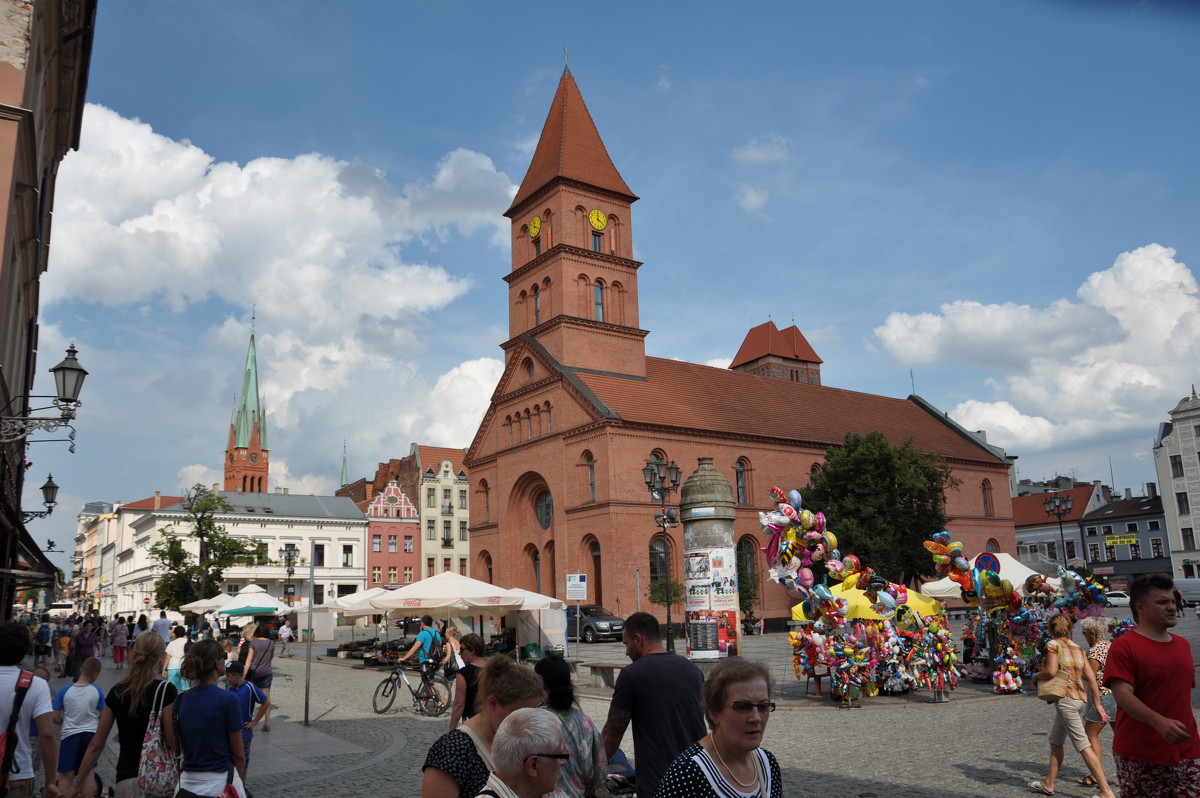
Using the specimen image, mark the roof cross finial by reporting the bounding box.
[562,46,572,78]
[251,303,256,335]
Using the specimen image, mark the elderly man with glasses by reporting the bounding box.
[476,707,569,798]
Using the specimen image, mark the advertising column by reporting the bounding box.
[680,457,738,659]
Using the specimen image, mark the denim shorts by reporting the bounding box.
[1084,692,1116,724]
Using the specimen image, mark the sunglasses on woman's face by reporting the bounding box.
[725,701,776,713]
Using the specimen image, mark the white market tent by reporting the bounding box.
[370,572,525,614]
[920,552,1061,599]
[216,584,292,617]
[504,588,567,657]
[179,592,234,613]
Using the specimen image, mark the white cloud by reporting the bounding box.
[704,357,732,369]
[177,464,222,493]
[874,244,1200,454]
[417,357,505,448]
[731,134,791,165]
[734,184,769,215]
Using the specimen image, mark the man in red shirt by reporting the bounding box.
[1104,574,1200,797]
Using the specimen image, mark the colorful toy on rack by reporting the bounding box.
[992,647,1023,694]
[760,486,841,601]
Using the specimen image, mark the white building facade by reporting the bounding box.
[1153,389,1200,579]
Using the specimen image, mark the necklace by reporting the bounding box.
[710,736,758,791]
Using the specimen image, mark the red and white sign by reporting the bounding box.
[143,597,151,606]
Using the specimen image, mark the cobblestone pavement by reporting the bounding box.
[43,609,1198,798]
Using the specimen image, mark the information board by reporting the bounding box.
[566,573,588,601]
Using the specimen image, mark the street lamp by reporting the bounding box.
[1043,493,1074,566]
[0,344,88,442]
[22,475,60,522]
[642,457,682,653]
[279,543,298,606]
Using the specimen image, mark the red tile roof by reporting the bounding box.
[121,495,185,511]
[575,357,1002,462]
[506,68,636,215]
[1011,487,1096,528]
[417,446,469,476]
[729,321,823,368]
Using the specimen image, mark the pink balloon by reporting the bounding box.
[799,567,814,587]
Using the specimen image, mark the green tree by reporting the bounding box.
[647,578,685,616]
[736,553,759,614]
[805,431,960,586]
[148,484,246,610]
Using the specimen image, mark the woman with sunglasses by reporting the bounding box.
[657,658,782,798]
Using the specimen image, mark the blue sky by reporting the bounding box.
[29,2,1200,569]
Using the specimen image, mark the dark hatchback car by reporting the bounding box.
[565,604,625,643]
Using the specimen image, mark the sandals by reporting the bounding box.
[1028,781,1054,796]
[1077,776,1097,787]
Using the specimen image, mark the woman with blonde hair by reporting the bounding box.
[1077,616,1116,788]
[70,633,178,797]
[1029,614,1114,798]
[422,655,546,797]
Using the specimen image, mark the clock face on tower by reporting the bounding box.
[529,215,542,238]
[588,209,607,231]
[249,454,259,464]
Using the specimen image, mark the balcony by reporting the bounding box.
[441,537,454,549]
[441,502,454,515]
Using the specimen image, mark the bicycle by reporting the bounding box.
[372,660,450,716]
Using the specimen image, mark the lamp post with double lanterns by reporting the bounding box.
[642,457,682,653]
[1043,493,1074,567]
[279,543,299,605]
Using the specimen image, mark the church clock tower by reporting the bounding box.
[503,67,647,378]
[224,329,269,493]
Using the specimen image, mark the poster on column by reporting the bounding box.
[684,547,739,658]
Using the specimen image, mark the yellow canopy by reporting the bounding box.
[791,577,943,623]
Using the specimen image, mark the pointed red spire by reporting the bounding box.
[506,68,636,216]
[729,321,823,369]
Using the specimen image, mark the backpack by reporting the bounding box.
[35,625,50,645]
[425,629,445,665]
[0,670,34,798]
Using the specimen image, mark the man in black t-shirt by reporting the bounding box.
[601,612,705,798]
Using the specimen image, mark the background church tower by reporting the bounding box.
[502,66,647,378]
[224,329,269,493]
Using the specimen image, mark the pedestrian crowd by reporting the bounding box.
[5,607,286,798]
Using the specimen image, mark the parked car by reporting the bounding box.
[565,604,625,643]
[1105,591,1131,607]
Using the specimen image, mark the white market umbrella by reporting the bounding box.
[216,584,292,617]
[370,571,524,613]
[506,587,565,611]
[180,592,234,613]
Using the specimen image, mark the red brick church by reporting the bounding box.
[464,68,1016,625]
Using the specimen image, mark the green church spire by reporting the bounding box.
[341,440,349,487]
[230,329,268,451]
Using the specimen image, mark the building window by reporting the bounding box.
[372,566,381,583]
[981,480,994,517]
[1178,492,1192,516]
[403,535,413,553]
[386,535,396,553]
[1065,541,1076,560]
[1129,543,1141,559]
[649,537,668,584]
[481,480,490,521]
[532,285,541,326]
[372,534,381,552]
[1151,537,1164,557]
[227,584,240,596]
[1102,525,1113,535]
[592,232,602,252]
[1183,527,1196,550]
[426,558,434,578]
[535,490,554,529]
[443,520,452,541]
[1148,520,1161,530]
[1172,454,1185,478]
[1105,545,1116,561]
[1085,526,1098,537]
[459,558,467,576]
[403,566,413,582]
[342,545,353,568]
[458,489,467,509]
[594,280,604,322]
[1126,522,1138,533]
[443,558,451,572]
[426,520,436,540]
[586,454,596,503]
[459,521,468,541]
[1187,563,1197,579]
[1047,542,1058,561]
[314,545,325,567]
[388,566,398,583]
[1027,543,1039,556]
[1088,543,1100,562]
[533,237,541,257]
[426,488,436,508]
[735,460,747,505]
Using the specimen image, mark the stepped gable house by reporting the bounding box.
[464,68,1016,624]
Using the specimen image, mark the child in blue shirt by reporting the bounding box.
[53,657,104,798]
[224,662,268,772]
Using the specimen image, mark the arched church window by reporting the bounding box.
[594,280,605,322]
[532,284,541,326]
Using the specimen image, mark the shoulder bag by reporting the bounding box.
[1037,671,1071,703]
[138,681,180,798]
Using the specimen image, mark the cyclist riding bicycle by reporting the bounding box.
[401,615,445,681]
